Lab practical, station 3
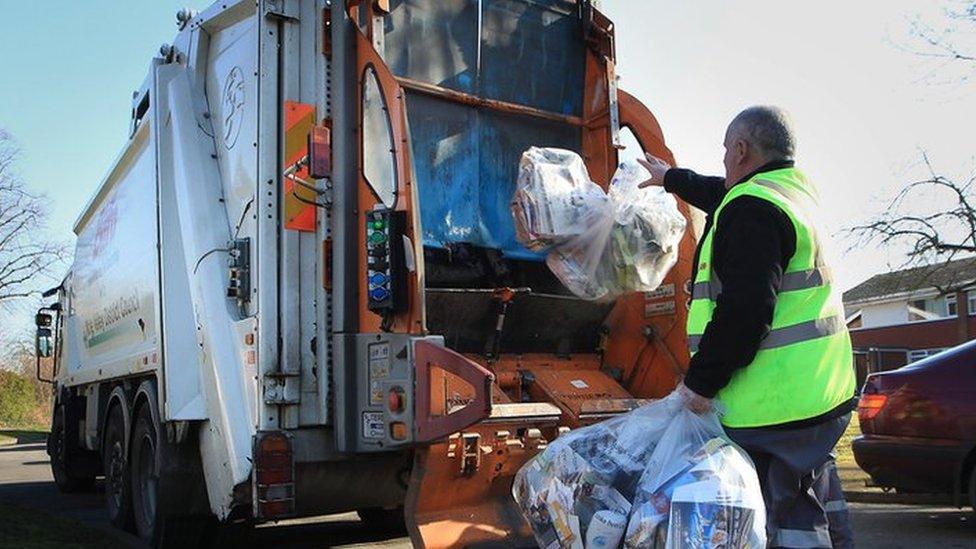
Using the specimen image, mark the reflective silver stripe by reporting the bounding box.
[753,178,819,217]
[759,315,845,350]
[774,527,832,548]
[688,314,844,354]
[824,499,848,512]
[752,178,828,268]
[693,267,830,302]
[691,280,721,300]
[781,267,832,291]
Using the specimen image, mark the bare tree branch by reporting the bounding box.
[892,1,976,88]
[848,150,976,293]
[0,130,66,305]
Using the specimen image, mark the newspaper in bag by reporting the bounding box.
[624,408,766,549]
[511,147,608,251]
[511,394,687,549]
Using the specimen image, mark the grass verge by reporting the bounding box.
[0,502,125,549]
[833,415,874,493]
[0,425,48,446]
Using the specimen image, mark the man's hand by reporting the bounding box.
[637,153,671,188]
[676,382,713,414]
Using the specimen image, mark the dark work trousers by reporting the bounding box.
[725,413,854,549]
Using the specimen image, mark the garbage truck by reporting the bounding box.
[35,0,699,546]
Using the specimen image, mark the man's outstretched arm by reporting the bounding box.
[638,154,726,214]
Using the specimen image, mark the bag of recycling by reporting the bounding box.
[511,148,686,301]
[623,409,766,549]
[511,393,685,549]
[511,147,608,251]
[512,391,767,549]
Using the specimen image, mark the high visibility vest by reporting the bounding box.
[686,167,855,428]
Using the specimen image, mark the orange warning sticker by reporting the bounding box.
[283,101,317,231]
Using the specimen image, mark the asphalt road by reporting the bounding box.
[0,439,971,548]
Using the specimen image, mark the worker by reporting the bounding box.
[639,105,857,549]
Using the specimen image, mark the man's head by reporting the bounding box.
[722,105,796,187]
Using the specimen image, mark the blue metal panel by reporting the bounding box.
[384,0,479,93]
[404,93,483,247]
[480,0,584,116]
[386,1,587,258]
[405,92,581,259]
[385,0,585,116]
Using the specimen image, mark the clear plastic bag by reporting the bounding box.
[624,410,766,549]
[511,148,686,300]
[512,393,766,549]
[512,147,609,251]
[512,394,687,549]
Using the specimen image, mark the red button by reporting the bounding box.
[387,387,404,413]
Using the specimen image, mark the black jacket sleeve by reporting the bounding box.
[682,196,797,398]
[663,168,727,214]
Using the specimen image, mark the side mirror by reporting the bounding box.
[34,307,56,383]
[35,327,53,359]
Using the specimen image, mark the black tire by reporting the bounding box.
[49,405,96,493]
[357,507,407,533]
[131,404,160,543]
[103,404,134,530]
[969,464,975,513]
[131,404,211,548]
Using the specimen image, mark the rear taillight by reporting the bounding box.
[254,432,295,520]
[857,394,888,421]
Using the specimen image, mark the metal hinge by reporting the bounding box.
[264,0,299,23]
[460,432,482,475]
[263,372,301,405]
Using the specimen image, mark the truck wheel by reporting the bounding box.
[131,404,160,543]
[357,507,406,533]
[969,464,975,514]
[130,404,211,547]
[103,404,134,530]
[49,405,95,493]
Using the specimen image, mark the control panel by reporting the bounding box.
[366,209,407,313]
[334,334,446,452]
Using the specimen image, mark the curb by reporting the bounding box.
[844,490,954,505]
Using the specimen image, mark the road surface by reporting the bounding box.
[0,438,971,548]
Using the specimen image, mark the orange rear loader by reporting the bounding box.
[325,2,699,546]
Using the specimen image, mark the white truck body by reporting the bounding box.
[54,0,347,520]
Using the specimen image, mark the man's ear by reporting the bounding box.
[735,138,749,165]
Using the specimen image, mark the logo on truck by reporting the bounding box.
[221,66,246,150]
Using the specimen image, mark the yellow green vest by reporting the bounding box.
[686,167,855,428]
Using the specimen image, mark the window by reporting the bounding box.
[907,299,940,322]
[361,65,398,208]
[617,126,646,165]
[907,348,946,363]
[946,293,957,317]
[944,291,976,316]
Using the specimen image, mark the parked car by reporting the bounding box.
[853,339,976,509]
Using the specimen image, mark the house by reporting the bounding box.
[842,256,976,387]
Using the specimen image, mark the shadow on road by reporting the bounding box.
[0,440,410,548]
[850,502,974,548]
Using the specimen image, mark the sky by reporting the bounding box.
[0,1,974,336]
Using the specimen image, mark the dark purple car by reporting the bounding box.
[853,339,976,510]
